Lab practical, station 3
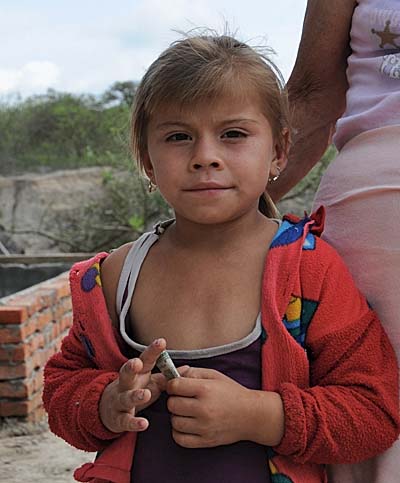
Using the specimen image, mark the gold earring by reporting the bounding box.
[148,180,157,193]
[268,166,281,183]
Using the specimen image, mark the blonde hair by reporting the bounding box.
[131,32,290,218]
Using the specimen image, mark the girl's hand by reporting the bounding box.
[167,367,284,448]
[99,338,167,433]
[166,367,251,447]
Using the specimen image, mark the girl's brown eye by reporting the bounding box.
[167,133,191,141]
[222,130,246,138]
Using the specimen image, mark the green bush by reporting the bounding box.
[0,83,135,174]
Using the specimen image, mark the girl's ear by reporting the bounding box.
[142,151,156,184]
[272,128,290,174]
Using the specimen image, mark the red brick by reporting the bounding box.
[30,351,42,371]
[0,344,28,362]
[0,362,29,379]
[45,281,71,299]
[32,368,44,393]
[41,346,56,366]
[0,370,40,398]
[54,338,63,352]
[27,405,46,423]
[0,326,23,343]
[29,333,45,353]
[0,307,29,324]
[62,297,72,312]
[7,295,41,317]
[60,313,73,332]
[0,390,43,417]
[52,303,67,321]
[0,346,10,361]
[0,380,22,398]
[35,288,57,309]
[10,345,29,361]
[36,309,53,330]
[0,318,39,343]
[0,332,46,363]
[0,369,44,399]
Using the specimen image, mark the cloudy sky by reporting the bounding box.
[1,0,307,98]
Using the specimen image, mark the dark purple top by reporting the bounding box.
[130,337,271,482]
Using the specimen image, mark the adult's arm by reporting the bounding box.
[269,0,357,201]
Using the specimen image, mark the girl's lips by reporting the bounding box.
[183,186,233,197]
[184,182,232,191]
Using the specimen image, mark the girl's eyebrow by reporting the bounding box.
[220,118,259,126]
[155,118,259,130]
[155,121,192,130]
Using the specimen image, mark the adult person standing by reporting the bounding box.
[269,1,400,482]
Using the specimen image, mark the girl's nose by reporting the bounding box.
[190,139,223,171]
[191,159,221,170]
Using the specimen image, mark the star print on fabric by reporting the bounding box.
[371,20,400,49]
[283,295,319,348]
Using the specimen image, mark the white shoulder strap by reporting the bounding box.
[116,232,159,346]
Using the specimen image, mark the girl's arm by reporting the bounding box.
[269,0,357,201]
[43,324,168,451]
[43,322,122,452]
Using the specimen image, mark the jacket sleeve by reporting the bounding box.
[43,319,121,452]
[274,243,400,464]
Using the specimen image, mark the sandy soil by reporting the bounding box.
[0,419,96,483]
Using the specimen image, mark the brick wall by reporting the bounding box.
[0,272,71,422]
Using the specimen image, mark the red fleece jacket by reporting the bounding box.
[43,210,399,483]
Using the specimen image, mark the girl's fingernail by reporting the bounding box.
[136,390,144,400]
[154,338,163,347]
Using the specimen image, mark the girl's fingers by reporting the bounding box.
[118,358,143,392]
[150,372,168,392]
[167,376,210,397]
[182,367,223,380]
[177,365,191,376]
[140,338,166,373]
[115,413,149,433]
[167,395,198,416]
[170,414,199,435]
[118,388,151,411]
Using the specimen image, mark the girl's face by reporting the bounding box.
[143,94,286,226]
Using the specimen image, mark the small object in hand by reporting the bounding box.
[156,350,180,380]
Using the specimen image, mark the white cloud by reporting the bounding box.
[0,0,307,97]
[0,61,60,95]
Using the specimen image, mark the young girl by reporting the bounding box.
[43,33,399,483]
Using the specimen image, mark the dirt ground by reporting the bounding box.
[0,419,96,483]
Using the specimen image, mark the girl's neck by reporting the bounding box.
[164,210,277,253]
